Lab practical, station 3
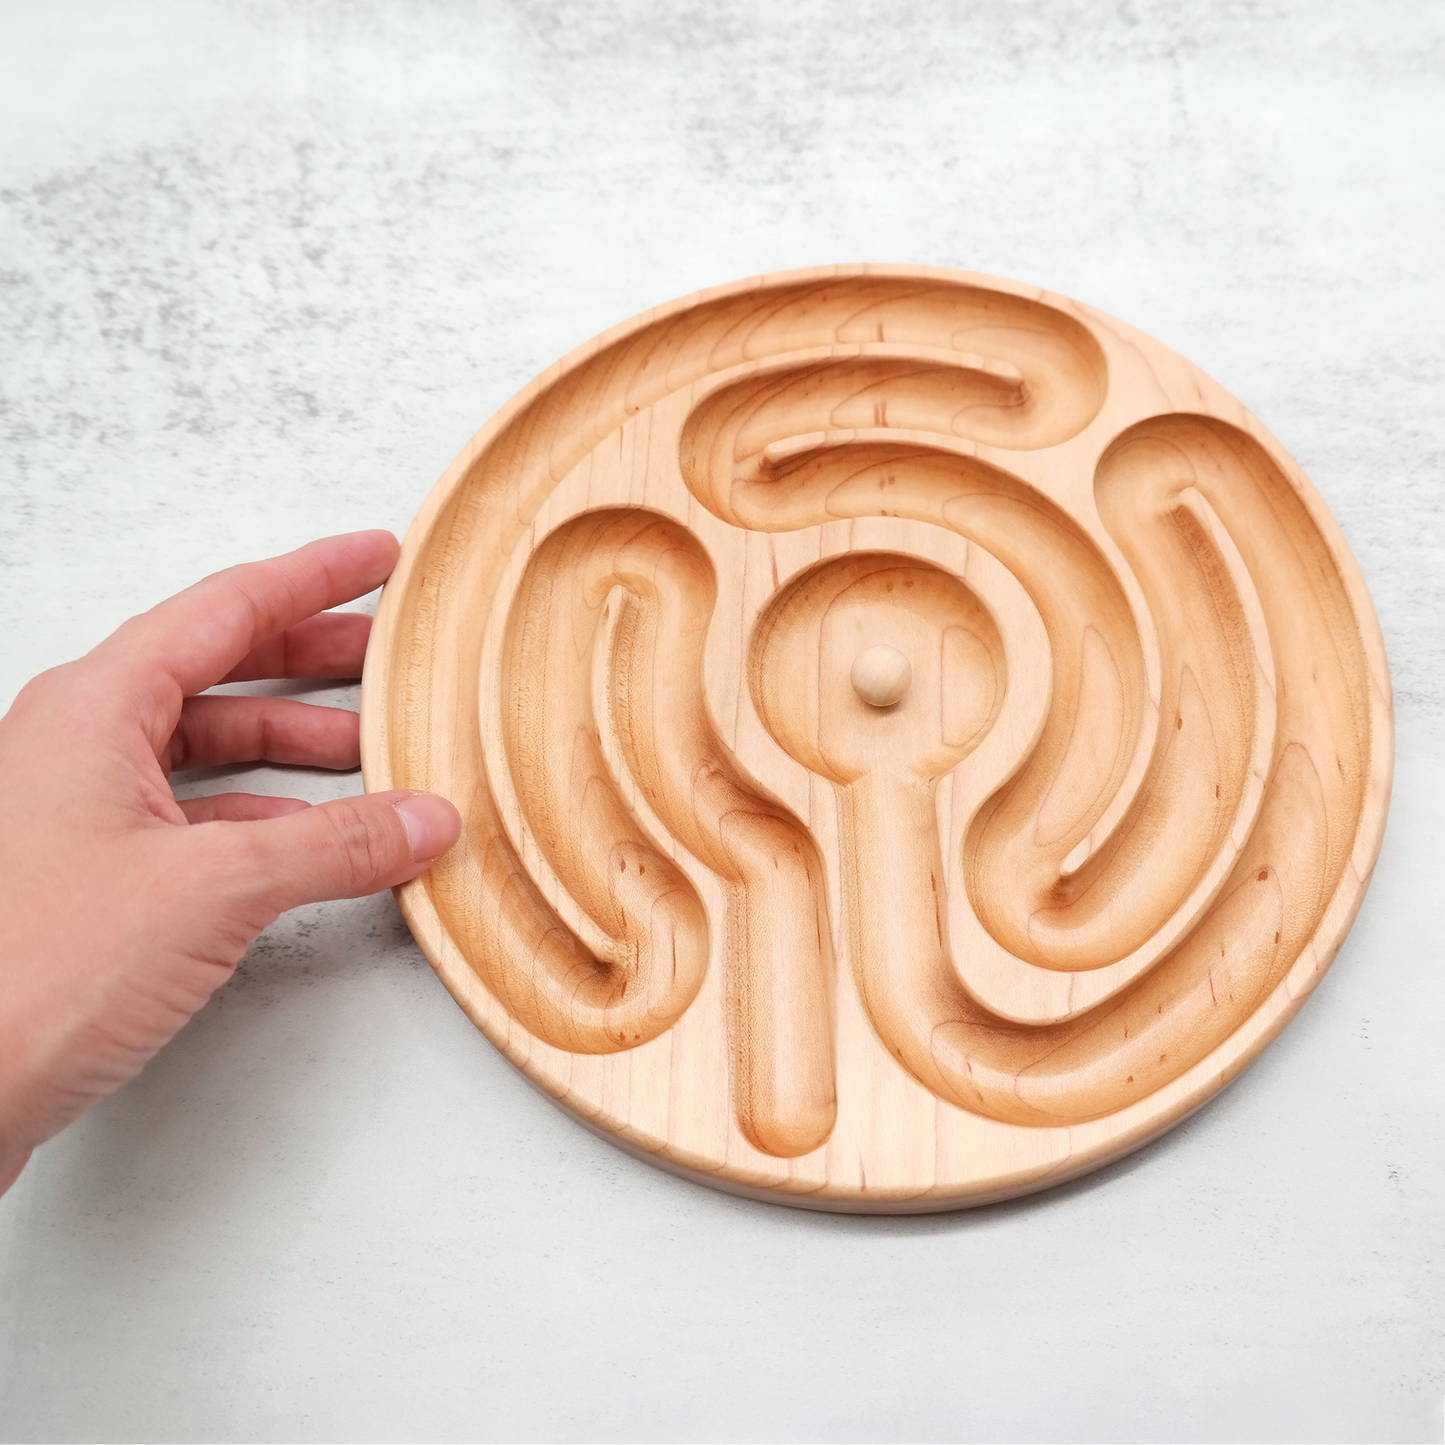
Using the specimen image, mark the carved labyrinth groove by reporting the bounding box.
[363,266,1391,1211]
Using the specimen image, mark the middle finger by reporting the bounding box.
[218,611,373,684]
[166,695,362,773]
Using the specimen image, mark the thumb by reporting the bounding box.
[227,789,461,913]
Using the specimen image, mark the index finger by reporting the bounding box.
[94,531,400,702]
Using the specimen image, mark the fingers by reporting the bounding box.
[212,790,461,912]
[178,794,311,824]
[95,531,399,705]
[166,696,362,772]
[219,611,373,684]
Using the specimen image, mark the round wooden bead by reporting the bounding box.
[850,644,912,707]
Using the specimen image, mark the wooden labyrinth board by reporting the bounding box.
[360,264,1392,1212]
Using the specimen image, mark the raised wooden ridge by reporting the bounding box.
[360,264,1392,1212]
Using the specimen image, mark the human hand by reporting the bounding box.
[0,531,461,1195]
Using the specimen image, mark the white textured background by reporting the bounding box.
[1,2,1442,1441]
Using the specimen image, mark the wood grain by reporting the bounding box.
[360,264,1392,1211]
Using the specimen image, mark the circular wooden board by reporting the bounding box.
[361,264,1392,1212]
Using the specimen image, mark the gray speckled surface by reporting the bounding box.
[1,3,1442,1441]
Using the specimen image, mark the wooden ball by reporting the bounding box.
[851,644,912,708]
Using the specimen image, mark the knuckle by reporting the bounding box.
[14,662,76,710]
[323,800,395,892]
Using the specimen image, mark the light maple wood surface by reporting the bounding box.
[360,264,1392,1212]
